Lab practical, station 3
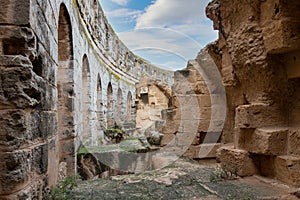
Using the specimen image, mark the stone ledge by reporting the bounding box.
[216,146,258,177]
[238,127,288,155]
[235,103,286,128]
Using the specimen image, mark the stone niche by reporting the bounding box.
[206,0,300,187]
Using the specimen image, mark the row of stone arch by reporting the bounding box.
[82,55,133,143]
[55,3,134,179]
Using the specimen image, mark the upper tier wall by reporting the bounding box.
[76,0,174,85]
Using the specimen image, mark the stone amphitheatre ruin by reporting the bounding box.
[0,0,299,199]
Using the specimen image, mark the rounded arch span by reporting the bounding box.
[96,74,104,143]
[107,82,113,127]
[127,91,133,121]
[82,54,92,145]
[54,3,75,184]
[116,88,124,125]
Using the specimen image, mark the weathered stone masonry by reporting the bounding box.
[207,0,300,187]
[0,0,173,198]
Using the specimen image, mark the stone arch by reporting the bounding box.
[115,40,119,62]
[82,55,92,145]
[127,91,133,121]
[134,59,139,76]
[105,24,109,51]
[116,88,124,125]
[93,0,98,23]
[56,3,75,179]
[96,75,104,142]
[107,82,113,127]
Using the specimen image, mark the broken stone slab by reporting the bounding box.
[238,127,288,156]
[77,136,152,175]
[216,146,258,177]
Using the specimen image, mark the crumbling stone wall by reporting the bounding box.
[0,0,173,198]
[161,49,226,159]
[135,75,172,136]
[206,0,300,186]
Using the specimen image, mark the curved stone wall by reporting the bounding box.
[0,0,173,198]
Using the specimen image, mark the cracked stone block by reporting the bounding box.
[0,144,47,195]
[235,103,286,128]
[238,128,288,155]
[275,155,300,187]
[216,146,258,177]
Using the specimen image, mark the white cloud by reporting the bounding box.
[106,8,142,19]
[136,0,210,29]
[106,0,217,70]
[110,0,130,6]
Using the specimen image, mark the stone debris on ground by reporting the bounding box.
[71,158,299,200]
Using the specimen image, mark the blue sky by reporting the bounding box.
[99,0,218,70]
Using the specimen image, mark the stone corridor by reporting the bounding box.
[1,0,300,199]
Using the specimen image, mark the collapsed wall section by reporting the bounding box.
[206,0,300,186]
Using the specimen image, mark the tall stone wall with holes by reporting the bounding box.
[0,0,173,198]
[207,0,300,187]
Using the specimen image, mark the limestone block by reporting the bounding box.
[0,0,30,25]
[0,64,40,108]
[262,19,300,54]
[0,26,36,60]
[0,109,27,151]
[184,143,222,159]
[216,146,258,177]
[0,144,48,195]
[289,129,300,155]
[0,109,53,151]
[37,79,57,111]
[238,128,288,155]
[235,104,286,128]
[275,155,300,187]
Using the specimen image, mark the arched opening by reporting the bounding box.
[105,24,109,52]
[134,59,139,76]
[82,55,92,145]
[116,88,124,125]
[96,75,104,144]
[54,3,75,183]
[127,92,133,121]
[115,40,119,62]
[107,82,113,127]
[93,0,98,27]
